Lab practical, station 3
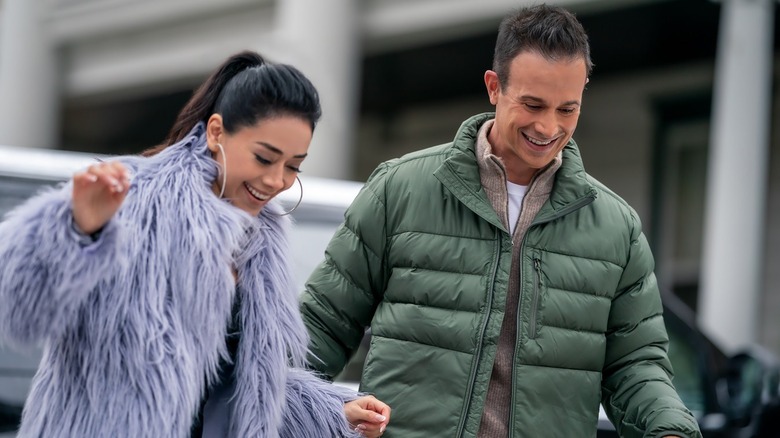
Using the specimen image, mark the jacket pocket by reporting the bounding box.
[529,253,543,339]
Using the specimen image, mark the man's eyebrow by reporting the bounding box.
[519,95,581,106]
[256,142,308,159]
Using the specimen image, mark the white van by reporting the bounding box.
[0,144,366,436]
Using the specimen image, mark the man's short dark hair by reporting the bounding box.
[493,4,593,90]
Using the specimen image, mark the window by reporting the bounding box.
[650,93,711,311]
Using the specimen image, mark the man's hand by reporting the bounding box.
[344,395,391,437]
[72,161,131,234]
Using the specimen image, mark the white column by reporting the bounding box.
[699,0,774,352]
[274,0,361,179]
[0,0,60,148]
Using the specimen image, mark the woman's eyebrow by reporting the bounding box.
[256,142,308,159]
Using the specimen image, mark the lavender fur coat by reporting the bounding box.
[0,124,360,437]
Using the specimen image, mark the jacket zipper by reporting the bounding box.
[455,228,502,438]
[529,257,542,339]
[508,241,526,438]
[509,194,595,437]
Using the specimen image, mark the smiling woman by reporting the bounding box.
[204,115,312,216]
[0,50,390,438]
[0,143,370,437]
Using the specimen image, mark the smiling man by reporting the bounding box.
[301,4,701,438]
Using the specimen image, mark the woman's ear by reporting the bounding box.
[206,114,224,153]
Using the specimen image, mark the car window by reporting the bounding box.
[0,177,58,218]
[282,208,370,383]
[286,207,346,294]
[666,319,706,417]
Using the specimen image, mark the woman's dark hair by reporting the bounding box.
[143,50,321,156]
[493,4,593,90]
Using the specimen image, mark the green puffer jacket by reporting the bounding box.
[301,113,701,438]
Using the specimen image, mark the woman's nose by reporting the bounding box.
[262,165,286,192]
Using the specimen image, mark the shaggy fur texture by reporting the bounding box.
[0,124,360,437]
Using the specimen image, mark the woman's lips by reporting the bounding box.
[244,182,270,202]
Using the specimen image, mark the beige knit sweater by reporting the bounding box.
[475,120,562,438]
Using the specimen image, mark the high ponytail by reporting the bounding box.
[142,51,265,156]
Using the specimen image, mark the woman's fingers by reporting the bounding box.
[72,161,131,234]
[72,170,98,187]
[85,162,130,193]
[345,396,391,437]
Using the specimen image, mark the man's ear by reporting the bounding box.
[484,70,500,105]
[206,114,224,152]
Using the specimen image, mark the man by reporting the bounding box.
[301,4,701,438]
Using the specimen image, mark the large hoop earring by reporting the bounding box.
[277,176,303,216]
[215,143,227,198]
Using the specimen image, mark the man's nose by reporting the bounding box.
[533,111,559,139]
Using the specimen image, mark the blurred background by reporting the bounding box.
[0,0,778,359]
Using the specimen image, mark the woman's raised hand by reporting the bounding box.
[72,161,131,235]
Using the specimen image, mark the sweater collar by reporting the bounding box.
[474,119,562,197]
[475,119,561,234]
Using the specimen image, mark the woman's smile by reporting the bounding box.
[244,181,270,202]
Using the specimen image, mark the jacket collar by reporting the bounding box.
[433,113,504,230]
[535,139,597,224]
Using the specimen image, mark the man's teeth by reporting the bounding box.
[245,183,269,200]
[526,135,553,146]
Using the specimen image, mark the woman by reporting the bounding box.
[0,51,389,437]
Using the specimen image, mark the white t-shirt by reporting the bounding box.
[506,181,528,235]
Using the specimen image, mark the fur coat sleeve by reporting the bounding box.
[280,368,362,438]
[0,183,124,346]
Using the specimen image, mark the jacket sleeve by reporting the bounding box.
[601,211,702,438]
[300,164,390,379]
[279,368,361,438]
[0,183,123,346]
